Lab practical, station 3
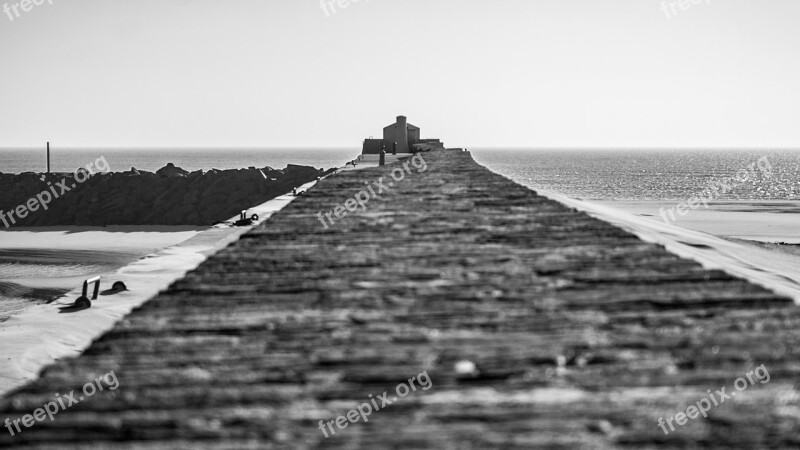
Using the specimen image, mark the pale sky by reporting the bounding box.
[0,0,798,148]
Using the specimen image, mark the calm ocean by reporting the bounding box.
[1,147,799,201]
[472,149,800,201]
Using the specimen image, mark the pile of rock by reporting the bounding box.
[0,163,330,227]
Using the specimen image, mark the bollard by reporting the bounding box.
[233,211,259,227]
[379,149,386,166]
[83,276,101,300]
[74,276,101,309]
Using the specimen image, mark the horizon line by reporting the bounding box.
[1,146,800,151]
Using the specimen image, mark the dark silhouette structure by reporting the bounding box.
[362,115,439,155]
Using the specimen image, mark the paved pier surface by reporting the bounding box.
[1,149,798,449]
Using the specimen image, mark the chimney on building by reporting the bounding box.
[395,115,409,154]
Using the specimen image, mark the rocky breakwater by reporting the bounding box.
[0,163,331,227]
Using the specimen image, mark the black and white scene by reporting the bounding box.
[1,1,799,448]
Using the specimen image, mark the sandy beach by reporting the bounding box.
[0,227,203,322]
[599,200,800,244]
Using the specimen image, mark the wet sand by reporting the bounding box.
[597,200,800,244]
[723,237,800,257]
[0,227,202,322]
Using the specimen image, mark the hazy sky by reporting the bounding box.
[1,0,798,148]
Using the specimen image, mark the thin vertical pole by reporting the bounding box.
[47,142,50,173]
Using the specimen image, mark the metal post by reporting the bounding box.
[46,142,50,173]
[82,276,101,300]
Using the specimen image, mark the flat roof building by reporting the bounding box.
[362,116,440,155]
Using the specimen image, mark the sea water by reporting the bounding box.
[472,148,800,201]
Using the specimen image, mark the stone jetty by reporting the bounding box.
[0,164,328,226]
[0,148,798,448]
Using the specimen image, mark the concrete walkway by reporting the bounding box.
[1,148,798,449]
[0,180,321,398]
